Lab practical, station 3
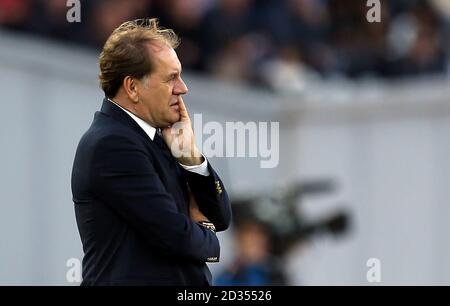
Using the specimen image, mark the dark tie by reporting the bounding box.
[153,129,174,161]
[153,129,167,149]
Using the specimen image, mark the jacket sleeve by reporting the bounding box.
[92,135,220,263]
[183,161,232,232]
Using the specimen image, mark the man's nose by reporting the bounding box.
[175,78,188,95]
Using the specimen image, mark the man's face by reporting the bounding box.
[136,43,188,127]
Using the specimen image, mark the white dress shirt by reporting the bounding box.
[108,98,209,176]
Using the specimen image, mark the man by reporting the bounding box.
[71,18,231,286]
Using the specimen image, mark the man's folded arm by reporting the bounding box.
[182,162,232,232]
[92,135,219,262]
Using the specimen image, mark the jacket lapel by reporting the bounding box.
[100,98,175,163]
[100,98,151,141]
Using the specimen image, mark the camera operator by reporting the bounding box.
[215,218,286,286]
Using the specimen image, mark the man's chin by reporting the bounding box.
[170,113,181,124]
[162,115,180,127]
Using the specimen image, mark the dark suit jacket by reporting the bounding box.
[71,98,231,286]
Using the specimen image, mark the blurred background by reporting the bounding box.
[0,0,450,285]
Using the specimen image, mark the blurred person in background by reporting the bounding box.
[156,0,211,71]
[215,219,286,286]
[2,0,448,84]
[0,0,32,30]
[384,1,446,76]
[79,0,154,49]
[71,18,231,286]
[216,181,350,286]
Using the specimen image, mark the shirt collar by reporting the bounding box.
[107,98,156,141]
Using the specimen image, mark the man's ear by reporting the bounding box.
[123,76,139,104]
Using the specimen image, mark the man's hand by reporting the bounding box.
[188,191,209,223]
[162,97,203,166]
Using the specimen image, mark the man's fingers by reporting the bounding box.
[178,96,190,122]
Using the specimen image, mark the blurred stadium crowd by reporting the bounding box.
[1,0,450,91]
